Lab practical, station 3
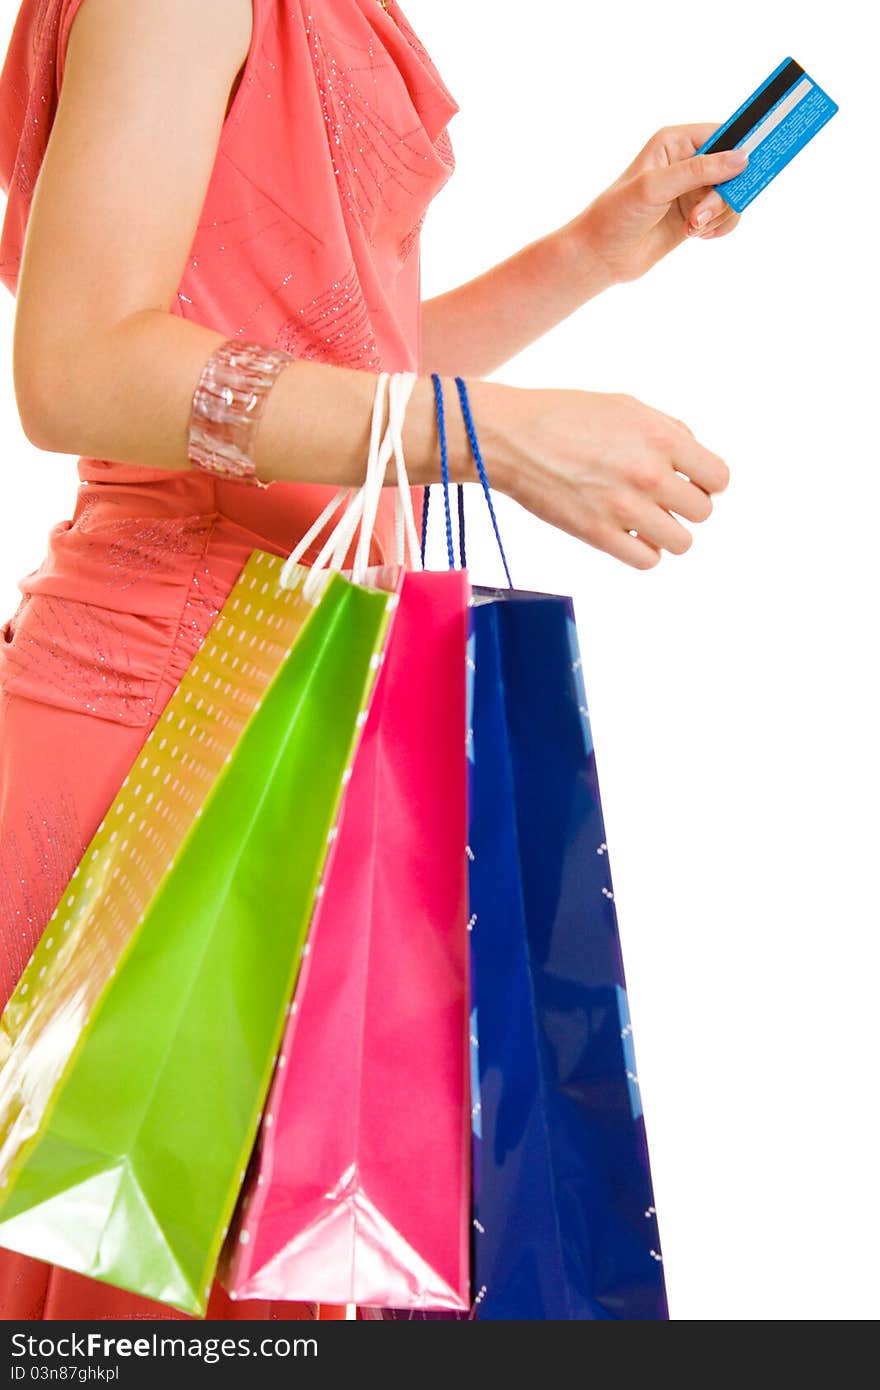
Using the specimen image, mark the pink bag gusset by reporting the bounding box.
[220,567,471,1310]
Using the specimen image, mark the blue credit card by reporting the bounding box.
[697,57,838,212]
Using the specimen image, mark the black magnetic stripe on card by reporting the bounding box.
[703,59,806,152]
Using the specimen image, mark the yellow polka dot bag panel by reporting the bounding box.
[0,543,397,1317]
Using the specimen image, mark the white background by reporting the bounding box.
[1,0,878,1320]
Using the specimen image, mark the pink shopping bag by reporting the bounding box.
[219,565,471,1310]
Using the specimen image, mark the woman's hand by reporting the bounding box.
[572,125,748,286]
[467,380,731,570]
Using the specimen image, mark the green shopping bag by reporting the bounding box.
[0,550,394,1315]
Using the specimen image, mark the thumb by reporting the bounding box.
[643,146,749,205]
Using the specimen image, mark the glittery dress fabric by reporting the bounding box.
[0,0,458,1320]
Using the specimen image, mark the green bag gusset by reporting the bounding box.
[0,550,394,1315]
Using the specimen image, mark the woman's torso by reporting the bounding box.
[0,0,459,721]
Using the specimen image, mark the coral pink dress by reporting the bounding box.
[0,0,458,1319]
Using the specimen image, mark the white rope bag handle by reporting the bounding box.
[279,370,422,603]
[352,370,421,584]
[278,371,389,593]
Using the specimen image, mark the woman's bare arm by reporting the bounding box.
[420,225,613,378]
[11,0,731,571]
[13,0,473,488]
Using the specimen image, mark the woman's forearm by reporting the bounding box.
[419,215,612,377]
[17,307,483,490]
[15,297,734,575]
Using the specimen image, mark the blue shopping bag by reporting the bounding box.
[467,585,667,1320]
[423,376,668,1320]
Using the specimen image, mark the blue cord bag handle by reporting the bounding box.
[420,375,514,589]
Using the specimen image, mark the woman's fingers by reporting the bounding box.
[642,146,748,206]
[665,425,731,495]
[614,490,695,555]
[689,202,740,236]
[587,521,663,571]
[623,409,729,494]
[696,213,740,240]
[520,485,665,571]
[657,470,714,523]
[686,190,731,232]
[589,472,714,570]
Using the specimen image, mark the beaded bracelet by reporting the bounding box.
[187,338,296,488]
